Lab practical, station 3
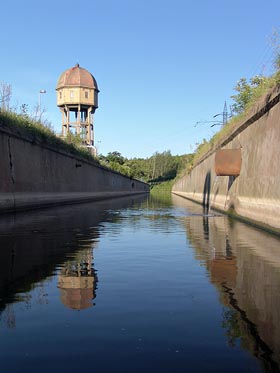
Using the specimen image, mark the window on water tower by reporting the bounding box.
[59,91,62,99]
[85,91,88,99]
[70,90,74,98]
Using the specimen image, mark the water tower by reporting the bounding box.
[56,63,99,152]
[57,248,98,310]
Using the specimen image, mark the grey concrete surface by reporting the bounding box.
[172,86,280,233]
[0,122,149,212]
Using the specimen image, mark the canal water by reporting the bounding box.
[0,194,280,373]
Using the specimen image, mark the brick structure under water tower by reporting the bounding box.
[56,63,99,154]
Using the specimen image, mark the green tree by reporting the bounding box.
[231,78,253,114]
[106,151,125,165]
[231,76,269,114]
[99,150,191,182]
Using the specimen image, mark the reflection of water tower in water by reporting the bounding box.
[56,63,99,154]
[57,249,98,310]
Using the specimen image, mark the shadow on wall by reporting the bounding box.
[228,175,236,191]
[203,171,211,209]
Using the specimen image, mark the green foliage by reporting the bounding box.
[99,150,193,182]
[0,109,57,141]
[222,308,242,347]
[99,152,131,176]
[148,151,177,181]
[231,78,254,114]
[150,180,174,194]
[230,75,278,114]
[64,132,83,147]
[107,162,131,177]
[125,158,147,180]
[106,151,125,165]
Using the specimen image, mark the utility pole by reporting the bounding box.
[38,89,46,120]
[212,101,229,127]
[195,101,231,128]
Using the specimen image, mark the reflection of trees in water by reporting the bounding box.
[0,278,51,329]
[222,308,241,347]
[221,284,280,373]
[1,304,16,329]
[148,193,173,207]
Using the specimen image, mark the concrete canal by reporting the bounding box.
[0,194,279,372]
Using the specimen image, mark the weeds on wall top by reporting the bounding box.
[0,110,99,164]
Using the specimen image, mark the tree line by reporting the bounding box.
[99,150,193,182]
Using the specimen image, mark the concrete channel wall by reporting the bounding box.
[172,85,280,233]
[0,121,149,213]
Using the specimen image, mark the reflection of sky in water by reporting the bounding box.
[0,195,279,372]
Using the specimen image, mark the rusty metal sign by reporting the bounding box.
[215,148,242,176]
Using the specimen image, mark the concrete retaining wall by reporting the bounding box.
[0,121,149,212]
[172,85,280,233]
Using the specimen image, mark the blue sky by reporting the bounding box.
[1,0,280,158]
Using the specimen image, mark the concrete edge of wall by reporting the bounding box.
[172,191,280,236]
[0,191,149,214]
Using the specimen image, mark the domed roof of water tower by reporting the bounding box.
[56,63,99,91]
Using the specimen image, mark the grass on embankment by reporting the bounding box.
[0,110,99,163]
[150,180,174,195]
